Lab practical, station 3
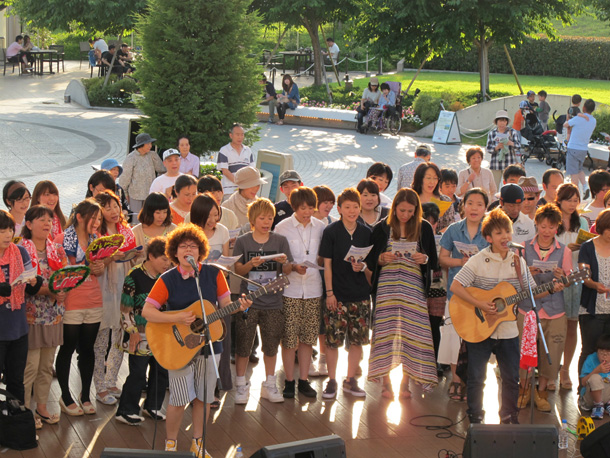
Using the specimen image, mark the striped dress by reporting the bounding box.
[368,242,439,390]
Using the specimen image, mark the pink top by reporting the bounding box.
[6,42,23,58]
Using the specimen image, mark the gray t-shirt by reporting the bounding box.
[233,232,293,310]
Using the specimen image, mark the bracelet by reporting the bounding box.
[326,290,333,293]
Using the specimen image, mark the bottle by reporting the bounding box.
[558,419,569,450]
[235,446,244,458]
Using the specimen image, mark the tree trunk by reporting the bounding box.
[103,32,124,88]
[302,16,322,85]
[475,33,491,102]
[267,25,289,65]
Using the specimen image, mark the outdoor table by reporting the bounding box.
[279,51,311,74]
[29,49,58,75]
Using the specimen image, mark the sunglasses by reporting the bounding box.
[524,196,537,201]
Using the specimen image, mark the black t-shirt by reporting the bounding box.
[272,200,293,229]
[318,220,371,302]
[117,49,131,62]
[101,51,117,66]
[263,81,277,99]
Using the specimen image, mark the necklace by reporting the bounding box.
[343,222,357,241]
[297,224,312,255]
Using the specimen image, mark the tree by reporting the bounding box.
[8,0,146,34]
[351,0,581,99]
[136,0,261,156]
[250,0,358,85]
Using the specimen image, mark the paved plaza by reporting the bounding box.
[0,61,555,215]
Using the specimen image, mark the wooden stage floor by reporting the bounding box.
[2,346,606,458]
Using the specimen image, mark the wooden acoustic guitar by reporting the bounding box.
[146,276,289,370]
[449,268,590,343]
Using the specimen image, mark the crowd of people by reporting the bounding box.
[1,101,610,456]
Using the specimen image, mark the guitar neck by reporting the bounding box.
[506,276,566,305]
[205,286,267,323]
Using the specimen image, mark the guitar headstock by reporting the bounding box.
[262,275,290,294]
[563,266,591,285]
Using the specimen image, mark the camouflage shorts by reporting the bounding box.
[324,299,371,349]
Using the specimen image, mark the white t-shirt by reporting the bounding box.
[206,223,230,262]
[512,212,536,245]
[328,43,340,63]
[149,173,182,195]
[93,39,108,53]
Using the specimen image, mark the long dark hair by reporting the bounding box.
[555,183,581,235]
[412,162,441,197]
[388,188,422,242]
[31,180,67,229]
[282,74,294,93]
[94,191,126,234]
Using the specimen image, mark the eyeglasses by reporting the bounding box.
[178,244,199,250]
[424,176,439,182]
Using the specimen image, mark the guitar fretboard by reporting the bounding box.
[205,286,268,323]
[506,281,555,305]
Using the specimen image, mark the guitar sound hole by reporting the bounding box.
[191,319,204,334]
[494,299,505,313]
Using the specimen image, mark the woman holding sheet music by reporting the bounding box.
[412,162,456,233]
[366,188,438,399]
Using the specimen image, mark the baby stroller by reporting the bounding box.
[359,81,403,135]
[520,111,565,169]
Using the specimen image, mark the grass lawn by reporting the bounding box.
[551,10,610,38]
[350,71,610,105]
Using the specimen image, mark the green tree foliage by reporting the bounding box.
[250,0,358,85]
[351,0,581,98]
[8,0,146,34]
[136,0,260,155]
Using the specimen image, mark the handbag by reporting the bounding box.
[0,388,38,450]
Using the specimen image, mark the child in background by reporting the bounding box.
[537,90,551,131]
[579,334,610,419]
[440,168,461,217]
[31,180,67,240]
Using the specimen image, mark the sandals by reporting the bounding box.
[96,392,118,405]
[399,381,411,399]
[34,417,43,430]
[210,399,221,409]
[59,399,84,416]
[381,384,394,399]
[448,382,461,401]
[560,369,573,390]
[36,410,60,425]
[81,401,96,415]
[547,381,557,391]
[276,121,284,125]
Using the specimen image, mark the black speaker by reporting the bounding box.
[463,424,558,458]
[249,435,346,458]
[101,449,194,457]
[581,421,610,458]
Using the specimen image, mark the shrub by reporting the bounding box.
[82,76,139,108]
[413,94,443,125]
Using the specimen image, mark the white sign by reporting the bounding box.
[433,110,461,144]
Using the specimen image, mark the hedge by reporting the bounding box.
[421,36,610,80]
[81,77,139,108]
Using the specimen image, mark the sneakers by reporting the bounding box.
[468,414,484,424]
[283,380,296,399]
[261,376,284,403]
[308,358,320,377]
[191,438,212,458]
[165,439,177,451]
[591,404,604,419]
[235,381,250,405]
[342,377,366,397]
[534,389,551,412]
[298,379,317,398]
[318,359,328,376]
[144,408,166,421]
[578,395,591,412]
[500,413,519,424]
[116,413,144,426]
[322,379,338,399]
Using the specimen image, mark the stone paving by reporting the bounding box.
[0,61,558,216]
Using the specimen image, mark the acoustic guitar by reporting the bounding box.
[146,276,289,370]
[449,268,590,343]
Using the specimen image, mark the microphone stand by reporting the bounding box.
[514,246,551,425]
[208,263,261,320]
[191,260,221,458]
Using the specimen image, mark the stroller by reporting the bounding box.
[520,111,565,169]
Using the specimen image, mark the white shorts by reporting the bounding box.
[168,353,220,406]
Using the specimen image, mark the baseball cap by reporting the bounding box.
[370,77,379,86]
[527,90,536,97]
[279,170,302,185]
[519,100,529,109]
[162,148,180,161]
[500,183,524,204]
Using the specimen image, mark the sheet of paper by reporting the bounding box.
[228,229,241,239]
[300,260,324,270]
[532,260,557,273]
[211,254,242,268]
[454,241,480,257]
[259,253,287,261]
[575,228,596,245]
[11,268,37,286]
[343,245,373,263]
[389,241,419,259]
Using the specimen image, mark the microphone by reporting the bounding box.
[186,255,199,274]
[508,242,525,250]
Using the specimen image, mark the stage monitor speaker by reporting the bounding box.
[249,435,346,458]
[581,421,610,458]
[463,424,558,458]
[101,449,194,457]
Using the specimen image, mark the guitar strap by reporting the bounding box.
[513,253,526,291]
